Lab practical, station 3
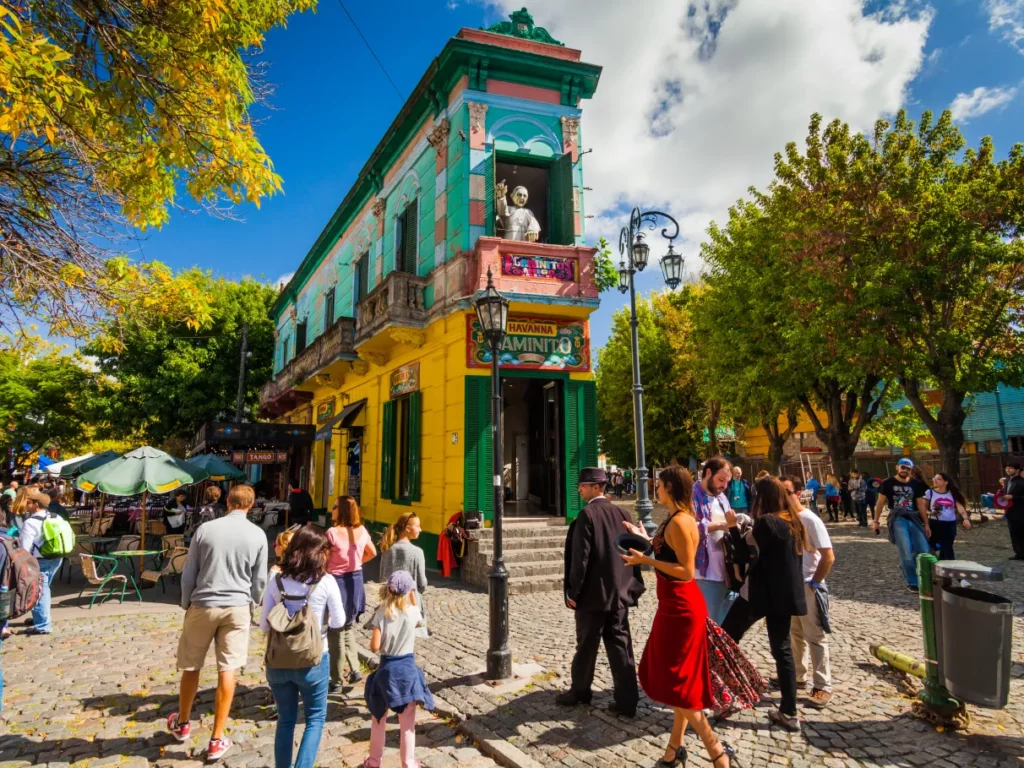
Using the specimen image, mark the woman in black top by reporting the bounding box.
[726,476,809,732]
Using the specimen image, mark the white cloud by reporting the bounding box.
[487,0,932,345]
[949,85,1018,121]
[273,272,294,289]
[985,0,1024,52]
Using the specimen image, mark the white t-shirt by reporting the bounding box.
[369,603,424,657]
[925,490,958,522]
[259,573,346,644]
[697,494,728,583]
[798,508,832,582]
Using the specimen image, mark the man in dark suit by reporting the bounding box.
[558,467,644,717]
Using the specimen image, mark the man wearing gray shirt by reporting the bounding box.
[168,484,268,762]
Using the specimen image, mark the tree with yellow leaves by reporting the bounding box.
[0,0,315,341]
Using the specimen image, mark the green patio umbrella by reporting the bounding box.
[76,446,209,551]
[185,454,246,482]
[60,450,121,478]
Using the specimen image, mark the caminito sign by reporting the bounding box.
[467,315,589,372]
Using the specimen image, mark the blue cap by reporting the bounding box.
[386,570,416,596]
[897,458,914,468]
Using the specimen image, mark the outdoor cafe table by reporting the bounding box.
[109,549,164,586]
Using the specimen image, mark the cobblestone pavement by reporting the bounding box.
[0,612,497,768]
[2,513,1022,768]
[359,510,1024,768]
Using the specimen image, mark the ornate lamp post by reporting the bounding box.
[475,267,513,680]
[618,207,683,535]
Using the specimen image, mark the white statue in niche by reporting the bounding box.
[495,180,541,242]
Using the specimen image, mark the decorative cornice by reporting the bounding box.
[363,351,388,367]
[468,101,489,132]
[426,118,450,161]
[350,360,370,376]
[388,328,427,347]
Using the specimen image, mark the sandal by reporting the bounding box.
[709,741,736,766]
[657,743,687,766]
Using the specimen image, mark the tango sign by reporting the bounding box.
[467,315,589,372]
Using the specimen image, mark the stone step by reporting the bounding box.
[473,524,569,540]
[507,574,564,595]
[474,535,568,552]
[474,547,563,564]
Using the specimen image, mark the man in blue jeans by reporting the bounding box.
[872,459,930,592]
[19,490,63,634]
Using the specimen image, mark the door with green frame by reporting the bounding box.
[380,391,422,504]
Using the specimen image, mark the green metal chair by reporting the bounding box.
[78,554,129,607]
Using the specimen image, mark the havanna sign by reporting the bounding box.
[467,315,589,372]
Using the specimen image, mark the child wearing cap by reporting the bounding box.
[362,570,435,768]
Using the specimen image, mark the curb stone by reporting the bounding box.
[357,647,544,768]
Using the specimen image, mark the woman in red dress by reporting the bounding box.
[622,466,736,767]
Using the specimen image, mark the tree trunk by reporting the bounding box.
[762,403,799,475]
[902,378,967,484]
[706,399,721,458]
[799,377,887,478]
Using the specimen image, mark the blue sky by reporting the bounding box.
[137,0,1024,351]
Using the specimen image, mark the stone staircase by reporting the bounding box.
[461,517,568,595]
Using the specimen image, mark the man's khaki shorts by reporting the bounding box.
[176,605,251,672]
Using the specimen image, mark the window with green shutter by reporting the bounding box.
[381,400,396,499]
[382,392,422,504]
[548,152,575,246]
[463,376,493,520]
[492,152,574,246]
[396,200,418,275]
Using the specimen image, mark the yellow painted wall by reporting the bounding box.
[285,311,480,537]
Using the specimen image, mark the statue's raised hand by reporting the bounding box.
[496,179,507,199]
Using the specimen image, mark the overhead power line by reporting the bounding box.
[335,0,404,101]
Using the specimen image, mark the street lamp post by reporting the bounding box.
[475,267,513,680]
[618,207,684,535]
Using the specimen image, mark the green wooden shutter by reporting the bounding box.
[564,380,598,521]
[402,199,419,274]
[548,153,574,246]
[463,376,493,521]
[408,391,422,502]
[564,381,581,520]
[485,149,497,236]
[381,400,396,499]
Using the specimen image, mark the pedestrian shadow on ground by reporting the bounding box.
[79,683,269,724]
[0,733,197,764]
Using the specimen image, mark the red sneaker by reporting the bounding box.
[167,712,191,742]
[207,738,233,761]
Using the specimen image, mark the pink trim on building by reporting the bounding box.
[487,79,561,105]
[469,237,599,300]
[456,29,582,62]
[449,75,469,105]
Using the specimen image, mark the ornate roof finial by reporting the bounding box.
[483,7,564,47]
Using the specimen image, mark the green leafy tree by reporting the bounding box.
[0,0,313,338]
[699,190,888,473]
[861,404,932,451]
[772,111,1024,479]
[86,271,277,445]
[0,337,105,467]
[596,290,705,468]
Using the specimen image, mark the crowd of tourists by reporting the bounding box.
[0,452,1019,765]
[164,483,431,767]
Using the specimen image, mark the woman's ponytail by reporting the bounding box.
[379,511,418,553]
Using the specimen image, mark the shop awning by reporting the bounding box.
[315,399,367,441]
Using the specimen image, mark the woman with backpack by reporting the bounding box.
[259,524,345,768]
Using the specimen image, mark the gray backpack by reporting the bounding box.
[264,574,324,669]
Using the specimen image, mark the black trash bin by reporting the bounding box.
[939,586,1013,708]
